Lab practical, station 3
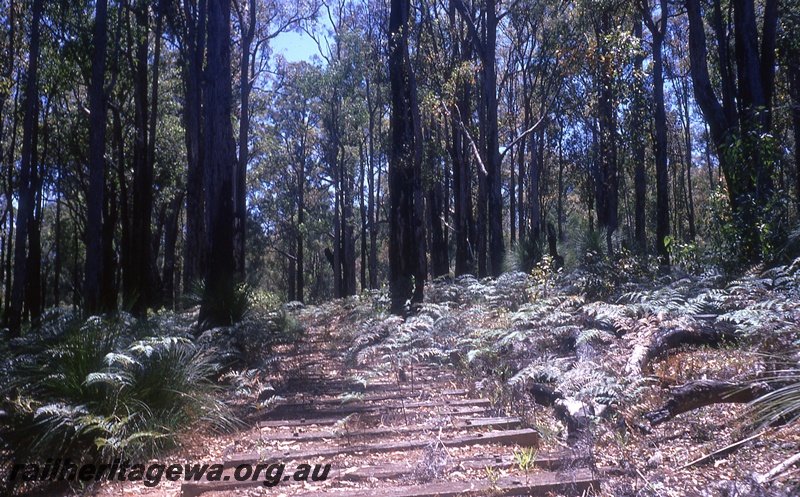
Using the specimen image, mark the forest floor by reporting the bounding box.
[88,264,800,497]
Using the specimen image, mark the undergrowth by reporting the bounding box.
[337,255,800,451]
[0,290,306,494]
[0,310,239,466]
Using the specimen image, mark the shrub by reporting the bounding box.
[0,309,238,465]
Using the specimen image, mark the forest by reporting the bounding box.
[1,0,800,495]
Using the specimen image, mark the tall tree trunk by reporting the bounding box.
[296,162,305,302]
[343,156,357,296]
[102,180,118,310]
[632,20,647,249]
[791,64,800,213]
[517,116,525,244]
[687,0,778,261]
[112,106,133,311]
[595,9,619,256]
[528,128,540,240]
[234,0,255,278]
[330,101,342,298]
[483,0,503,276]
[452,87,473,276]
[145,5,164,307]
[389,0,424,315]
[54,163,61,305]
[557,119,565,241]
[643,0,670,267]
[162,194,183,308]
[183,0,207,292]
[200,0,237,327]
[508,86,516,245]
[130,2,152,315]
[8,0,42,332]
[366,78,378,289]
[680,80,697,241]
[429,181,448,277]
[360,143,368,291]
[25,118,43,322]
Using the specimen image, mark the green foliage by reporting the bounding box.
[504,237,542,274]
[185,279,254,329]
[749,367,800,428]
[0,310,238,463]
[198,292,306,369]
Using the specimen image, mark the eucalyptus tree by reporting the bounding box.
[85,0,109,314]
[502,0,566,245]
[268,60,323,303]
[686,0,780,261]
[450,0,504,276]
[318,1,377,298]
[389,0,425,313]
[231,0,319,278]
[8,0,43,332]
[640,0,670,266]
[180,0,207,293]
[200,0,237,327]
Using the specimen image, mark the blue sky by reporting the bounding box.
[270,30,323,63]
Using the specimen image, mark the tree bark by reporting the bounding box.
[389,0,424,315]
[129,2,153,315]
[296,165,304,302]
[84,0,108,315]
[483,0,503,276]
[642,0,670,267]
[686,0,778,261]
[429,182,449,278]
[366,77,378,289]
[452,86,474,277]
[625,318,737,376]
[646,380,772,425]
[792,65,800,213]
[234,0,255,279]
[162,194,183,308]
[8,0,42,332]
[25,114,43,322]
[632,20,646,249]
[594,9,619,256]
[183,0,207,293]
[200,0,237,327]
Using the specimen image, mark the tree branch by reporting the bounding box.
[440,101,487,176]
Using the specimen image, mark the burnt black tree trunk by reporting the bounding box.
[641,0,670,267]
[632,20,647,249]
[792,64,800,212]
[162,194,183,308]
[182,0,207,293]
[483,0,503,276]
[389,0,425,315]
[429,180,449,278]
[147,4,164,305]
[8,0,42,332]
[594,9,619,256]
[451,77,474,276]
[366,77,379,289]
[234,0,255,279]
[200,0,237,327]
[129,1,153,314]
[686,0,778,261]
[84,0,108,315]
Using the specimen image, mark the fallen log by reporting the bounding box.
[626,319,736,375]
[646,379,772,425]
